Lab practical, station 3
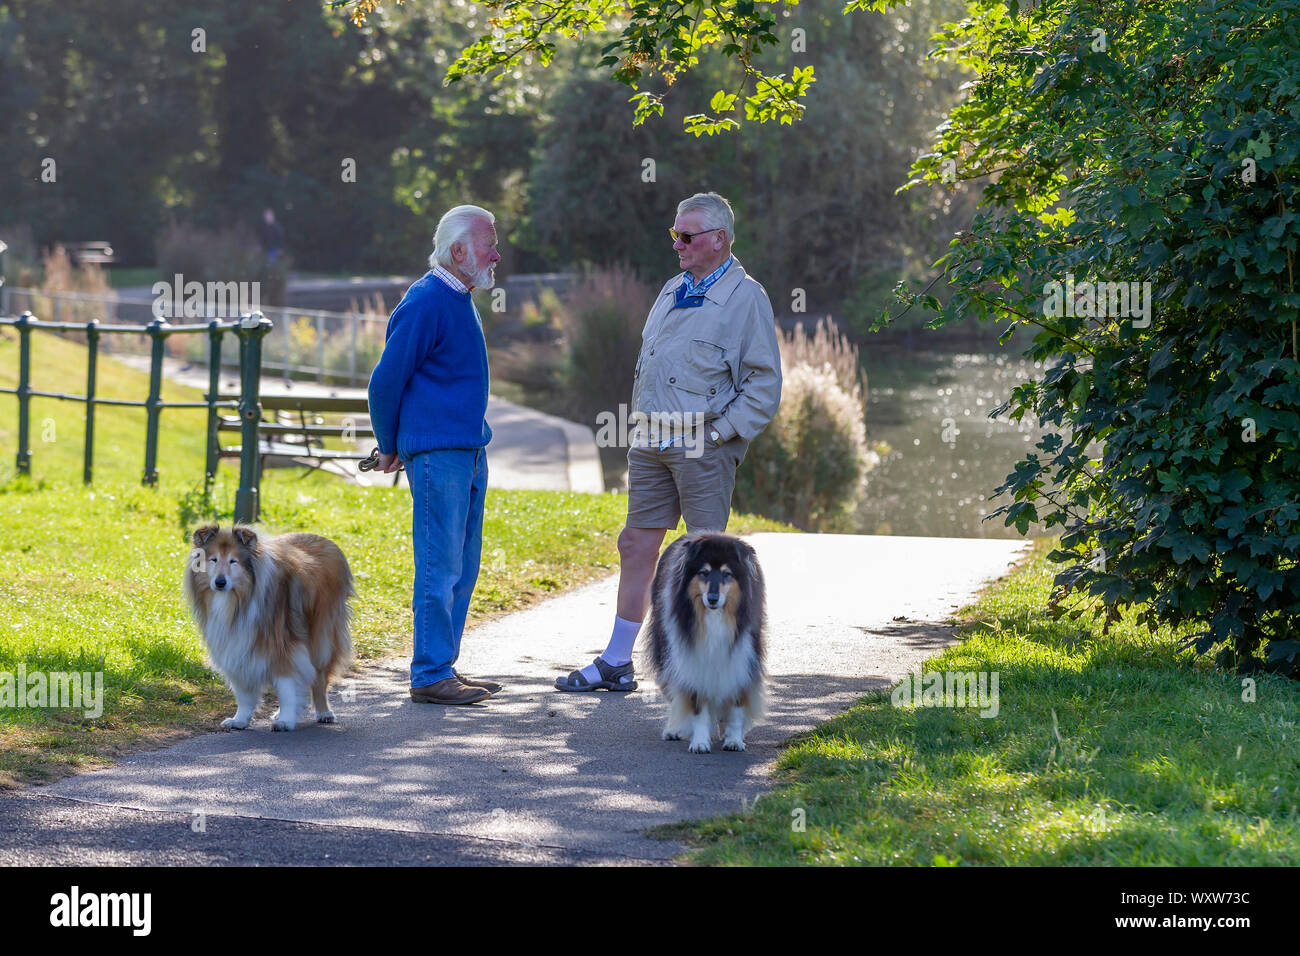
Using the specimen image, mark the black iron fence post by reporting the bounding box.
[234,312,271,524]
[141,317,167,486]
[15,311,32,474]
[84,319,99,484]
[0,238,9,315]
[204,319,222,494]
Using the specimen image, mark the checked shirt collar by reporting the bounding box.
[432,264,469,293]
[673,254,734,309]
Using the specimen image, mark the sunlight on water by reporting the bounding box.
[857,349,1050,539]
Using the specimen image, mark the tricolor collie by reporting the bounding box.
[183,525,354,731]
[645,532,766,754]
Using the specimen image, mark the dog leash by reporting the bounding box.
[358,446,403,472]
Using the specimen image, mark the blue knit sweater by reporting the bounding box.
[367,272,493,458]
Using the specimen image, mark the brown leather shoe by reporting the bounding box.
[410,677,491,705]
[454,670,502,694]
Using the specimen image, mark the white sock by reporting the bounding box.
[602,615,641,665]
[579,616,642,681]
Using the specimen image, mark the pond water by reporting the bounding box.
[856,346,1051,539]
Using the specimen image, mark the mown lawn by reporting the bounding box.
[667,540,1300,866]
[0,325,792,786]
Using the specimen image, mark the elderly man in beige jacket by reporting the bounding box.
[556,191,783,692]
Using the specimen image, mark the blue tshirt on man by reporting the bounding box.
[367,271,493,458]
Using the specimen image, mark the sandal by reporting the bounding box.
[554,657,638,692]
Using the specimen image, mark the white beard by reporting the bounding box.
[464,247,496,289]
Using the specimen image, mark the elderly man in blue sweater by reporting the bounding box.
[368,205,502,705]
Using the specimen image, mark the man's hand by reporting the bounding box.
[377,451,402,473]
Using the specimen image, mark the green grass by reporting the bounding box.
[0,323,213,485]
[668,540,1300,865]
[0,326,793,786]
[106,267,160,289]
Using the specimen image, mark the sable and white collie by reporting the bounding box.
[645,532,767,754]
[183,525,354,732]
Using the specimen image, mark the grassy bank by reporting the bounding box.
[0,327,793,787]
[668,540,1300,865]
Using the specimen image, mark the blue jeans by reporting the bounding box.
[408,447,488,688]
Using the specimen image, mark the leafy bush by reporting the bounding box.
[155,222,263,285]
[881,0,1300,673]
[556,263,651,428]
[780,316,867,404]
[733,361,870,532]
[154,221,287,307]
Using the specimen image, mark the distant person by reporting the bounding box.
[554,191,783,692]
[259,208,285,265]
[368,204,503,705]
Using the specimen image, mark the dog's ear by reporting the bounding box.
[661,532,693,587]
[192,525,219,548]
[232,525,259,549]
[738,541,762,586]
[683,534,707,577]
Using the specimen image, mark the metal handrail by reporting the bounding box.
[1,311,273,523]
[1,287,387,386]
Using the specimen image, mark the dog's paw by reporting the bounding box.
[221,717,250,730]
[662,730,682,741]
[723,738,746,752]
[270,714,296,732]
[687,739,712,754]
[316,710,336,724]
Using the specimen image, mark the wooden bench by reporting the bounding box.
[216,394,401,485]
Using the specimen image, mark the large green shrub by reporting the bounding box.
[881,0,1300,672]
[734,361,870,532]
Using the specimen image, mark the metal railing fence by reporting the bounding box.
[1,310,273,523]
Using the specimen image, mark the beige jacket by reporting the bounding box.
[631,256,783,443]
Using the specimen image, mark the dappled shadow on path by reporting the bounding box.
[42,661,899,858]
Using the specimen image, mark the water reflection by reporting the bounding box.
[858,348,1050,539]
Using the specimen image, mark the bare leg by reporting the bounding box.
[563,525,669,688]
[615,525,668,622]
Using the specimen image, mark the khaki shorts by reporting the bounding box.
[625,436,749,532]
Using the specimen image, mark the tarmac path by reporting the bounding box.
[2,533,1030,866]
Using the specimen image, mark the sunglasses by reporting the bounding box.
[669,227,723,244]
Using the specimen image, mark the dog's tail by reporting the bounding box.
[298,536,355,683]
[328,554,356,682]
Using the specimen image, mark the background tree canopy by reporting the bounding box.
[0,0,974,327]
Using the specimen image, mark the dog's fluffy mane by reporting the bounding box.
[646,531,766,681]
[183,523,354,687]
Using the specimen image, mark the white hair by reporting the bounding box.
[677,192,735,244]
[429,205,495,269]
